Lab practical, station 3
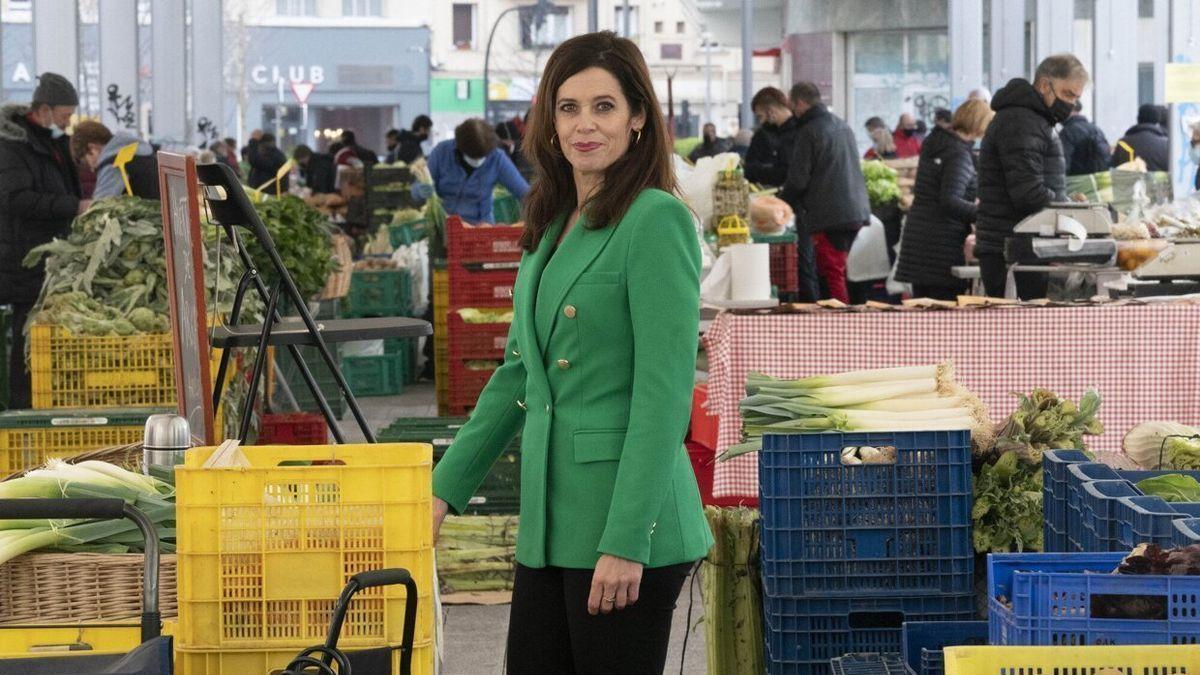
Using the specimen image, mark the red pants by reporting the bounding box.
[812,232,850,303]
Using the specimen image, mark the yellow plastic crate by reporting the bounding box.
[0,625,142,659]
[30,324,223,410]
[0,408,167,475]
[175,444,434,651]
[944,645,1200,675]
[175,641,433,675]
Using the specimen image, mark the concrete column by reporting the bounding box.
[989,0,1026,88]
[192,0,224,147]
[741,0,753,128]
[151,0,187,142]
[1092,0,1139,143]
[1035,0,1074,63]
[33,0,78,86]
[1153,0,1170,103]
[948,0,984,105]
[99,0,140,132]
[1171,0,1200,62]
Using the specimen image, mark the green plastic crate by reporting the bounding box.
[0,407,168,474]
[388,218,428,249]
[343,353,407,397]
[343,269,413,318]
[751,231,798,244]
[385,338,420,385]
[276,344,345,418]
[492,190,521,225]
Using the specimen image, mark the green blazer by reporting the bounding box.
[432,188,714,569]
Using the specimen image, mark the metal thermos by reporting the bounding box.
[142,414,192,475]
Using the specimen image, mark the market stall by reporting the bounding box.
[702,301,1200,500]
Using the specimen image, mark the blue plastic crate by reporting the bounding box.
[1064,463,1121,551]
[764,594,975,675]
[1174,517,1200,546]
[1114,496,1200,549]
[987,551,1200,646]
[1042,450,1094,544]
[901,621,988,675]
[1079,480,1141,552]
[830,653,908,675]
[1043,520,1069,555]
[759,431,972,597]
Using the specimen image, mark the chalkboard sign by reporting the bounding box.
[157,152,217,445]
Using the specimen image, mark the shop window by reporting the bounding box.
[342,0,381,17]
[519,4,571,50]
[453,3,475,50]
[661,43,682,60]
[655,20,663,33]
[848,30,950,150]
[676,21,685,34]
[1138,0,1154,18]
[614,5,638,38]
[1138,62,1154,106]
[277,0,315,16]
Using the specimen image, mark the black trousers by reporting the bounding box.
[506,562,692,675]
[911,283,967,302]
[7,302,31,409]
[795,230,820,303]
[977,251,1048,300]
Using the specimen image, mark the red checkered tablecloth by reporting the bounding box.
[701,304,1200,499]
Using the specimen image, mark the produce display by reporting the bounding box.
[702,506,762,675]
[1123,421,1200,469]
[436,515,517,594]
[1117,543,1200,576]
[1136,474,1200,502]
[0,460,174,565]
[862,160,902,209]
[246,196,338,300]
[973,389,1103,553]
[720,363,993,460]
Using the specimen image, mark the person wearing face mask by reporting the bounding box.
[744,86,799,187]
[892,112,922,158]
[68,121,160,200]
[0,72,86,408]
[976,53,1083,300]
[863,122,898,160]
[1111,104,1169,172]
[388,115,432,165]
[425,118,529,225]
[895,99,995,300]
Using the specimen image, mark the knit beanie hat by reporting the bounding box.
[32,72,79,107]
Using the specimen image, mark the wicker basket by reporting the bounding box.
[0,552,177,624]
[2,442,143,482]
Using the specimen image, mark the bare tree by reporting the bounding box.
[223,0,253,147]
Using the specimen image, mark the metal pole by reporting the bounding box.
[483,7,519,126]
[623,0,631,37]
[703,31,712,126]
[741,0,753,129]
[588,0,598,32]
[667,72,675,139]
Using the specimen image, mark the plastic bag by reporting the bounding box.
[847,215,892,282]
[674,152,742,229]
[749,194,794,234]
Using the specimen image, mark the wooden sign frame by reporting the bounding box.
[157,152,217,446]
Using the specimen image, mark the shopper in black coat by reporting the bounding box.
[896,100,995,300]
[976,54,1083,299]
[247,132,289,191]
[780,82,871,304]
[745,86,799,187]
[1058,106,1111,176]
[0,73,85,408]
[293,144,336,194]
[1111,104,1169,172]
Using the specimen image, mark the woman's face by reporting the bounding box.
[554,66,645,179]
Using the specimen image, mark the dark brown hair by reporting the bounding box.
[789,82,822,106]
[751,86,788,113]
[520,31,676,252]
[69,120,113,163]
[454,118,497,158]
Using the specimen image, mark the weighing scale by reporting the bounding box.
[1006,203,1118,265]
[1120,239,1200,297]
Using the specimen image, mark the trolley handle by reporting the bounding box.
[351,568,412,590]
[0,498,161,643]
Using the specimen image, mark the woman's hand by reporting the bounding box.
[588,554,644,616]
[432,497,450,543]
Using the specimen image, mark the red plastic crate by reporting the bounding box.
[447,311,512,361]
[448,358,501,407]
[257,412,328,445]
[446,215,525,265]
[448,265,518,307]
[687,440,757,508]
[689,384,719,451]
[769,242,799,296]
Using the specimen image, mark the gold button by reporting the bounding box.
[512,349,521,358]
[556,359,571,370]
[564,305,577,319]
[516,400,527,410]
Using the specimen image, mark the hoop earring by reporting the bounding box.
[632,129,642,145]
[551,133,559,148]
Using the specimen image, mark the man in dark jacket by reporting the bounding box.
[387,115,431,165]
[977,54,1083,299]
[745,86,800,188]
[780,81,871,304]
[293,144,336,194]
[247,132,289,190]
[1058,103,1110,176]
[1111,104,1169,171]
[0,72,85,408]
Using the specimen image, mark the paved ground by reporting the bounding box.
[338,383,709,674]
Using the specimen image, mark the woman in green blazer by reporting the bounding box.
[431,31,713,674]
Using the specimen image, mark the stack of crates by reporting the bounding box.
[444,215,521,416]
[433,268,450,414]
[759,431,975,675]
[341,269,416,396]
[276,299,345,418]
[0,407,168,475]
[364,165,419,233]
[379,417,520,514]
[753,231,800,301]
[173,443,435,674]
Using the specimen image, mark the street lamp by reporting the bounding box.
[483,0,552,123]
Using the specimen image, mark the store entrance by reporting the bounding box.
[314,107,393,159]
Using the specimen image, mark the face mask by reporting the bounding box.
[1047,85,1074,124]
[49,124,64,139]
[463,155,485,168]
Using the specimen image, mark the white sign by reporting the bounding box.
[290,81,315,105]
[250,64,325,86]
[11,62,30,84]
